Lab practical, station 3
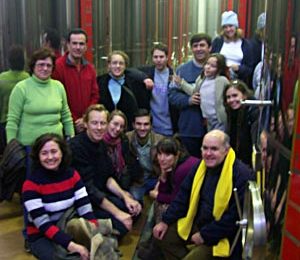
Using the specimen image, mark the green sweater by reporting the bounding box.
[0,70,29,123]
[6,75,75,145]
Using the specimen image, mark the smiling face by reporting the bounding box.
[107,115,125,138]
[191,40,211,64]
[33,57,53,80]
[201,132,228,168]
[223,24,237,40]
[133,115,151,139]
[108,54,126,78]
[225,87,244,110]
[39,140,62,171]
[85,110,108,143]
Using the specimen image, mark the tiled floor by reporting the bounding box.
[0,194,150,260]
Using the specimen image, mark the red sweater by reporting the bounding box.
[52,53,99,121]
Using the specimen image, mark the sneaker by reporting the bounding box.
[24,239,31,253]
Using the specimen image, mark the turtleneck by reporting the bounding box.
[32,74,51,84]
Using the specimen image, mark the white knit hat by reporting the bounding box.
[221,11,239,27]
[257,12,266,30]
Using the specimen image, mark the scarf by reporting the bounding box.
[102,132,125,178]
[177,148,235,257]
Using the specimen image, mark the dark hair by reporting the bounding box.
[151,43,168,56]
[190,33,212,47]
[44,28,61,50]
[203,53,229,78]
[107,50,130,67]
[8,45,25,71]
[83,104,109,123]
[28,47,56,75]
[67,28,88,42]
[31,133,71,170]
[133,109,152,124]
[223,79,253,107]
[108,110,128,131]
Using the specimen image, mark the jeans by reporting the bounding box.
[129,177,158,203]
[30,237,55,260]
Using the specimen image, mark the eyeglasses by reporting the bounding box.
[35,63,53,69]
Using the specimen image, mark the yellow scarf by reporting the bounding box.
[177,148,235,257]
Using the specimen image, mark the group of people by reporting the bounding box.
[0,9,266,260]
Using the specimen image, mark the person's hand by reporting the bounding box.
[172,74,182,85]
[115,211,133,230]
[144,78,154,90]
[190,232,204,245]
[75,118,85,133]
[67,241,90,260]
[230,64,239,72]
[124,195,142,216]
[149,188,158,199]
[153,222,168,240]
[189,92,201,106]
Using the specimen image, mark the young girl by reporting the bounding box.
[223,80,259,167]
[177,53,229,131]
[22,133,97,260]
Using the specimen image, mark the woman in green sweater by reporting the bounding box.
[6,47,74,145]
[5,47,75,251]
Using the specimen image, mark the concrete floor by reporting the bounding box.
[0,194,149,260]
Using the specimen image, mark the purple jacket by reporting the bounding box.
[157,156,200,204]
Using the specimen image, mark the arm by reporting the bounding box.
[59,83,75,137]
[168,87,191,110]
[106,177,142,216]
[237,39,254,79]
[6,83,25,142]
[90,68,100,104]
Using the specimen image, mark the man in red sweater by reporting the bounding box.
[52,28,99,133]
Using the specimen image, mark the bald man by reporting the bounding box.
[152,130,254,260]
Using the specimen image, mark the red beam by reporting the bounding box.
[80,0,93,63]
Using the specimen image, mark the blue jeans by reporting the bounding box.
[129,177,158,203]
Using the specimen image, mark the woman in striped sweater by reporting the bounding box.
[22,133,97,260]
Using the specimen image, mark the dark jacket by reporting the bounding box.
[226,100,259,167]
[138,65,179,133]
[0,138,26,201]
[69,132,113,206]
[211,36,254,84]
[162,159,254,260]
[97,69,151,129]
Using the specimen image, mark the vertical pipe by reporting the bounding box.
[178,0,184,64]
[168,0,173,64]
[238,0,248,36]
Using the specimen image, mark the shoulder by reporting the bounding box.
[126,130,135,141]
[216,75,229,84]
[233,159,255,183]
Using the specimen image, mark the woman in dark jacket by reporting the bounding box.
[223,80,259,167]
[211,10,254,84]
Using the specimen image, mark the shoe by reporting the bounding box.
[24,239,31,253]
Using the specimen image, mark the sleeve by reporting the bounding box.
[22,180,72,249]
[157,179,172,204]
[70,140,107,206]
[72,171,98,225]
[179,79,195,96]
[89,67,100,104]
[162,166,197,225]
[6,83,25,142]
[126,67,149,81]
[58,82,75,137]
[168,87,191,110]
[200,164,254,246]
[238,39,254,79]
[52,63,64,84]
